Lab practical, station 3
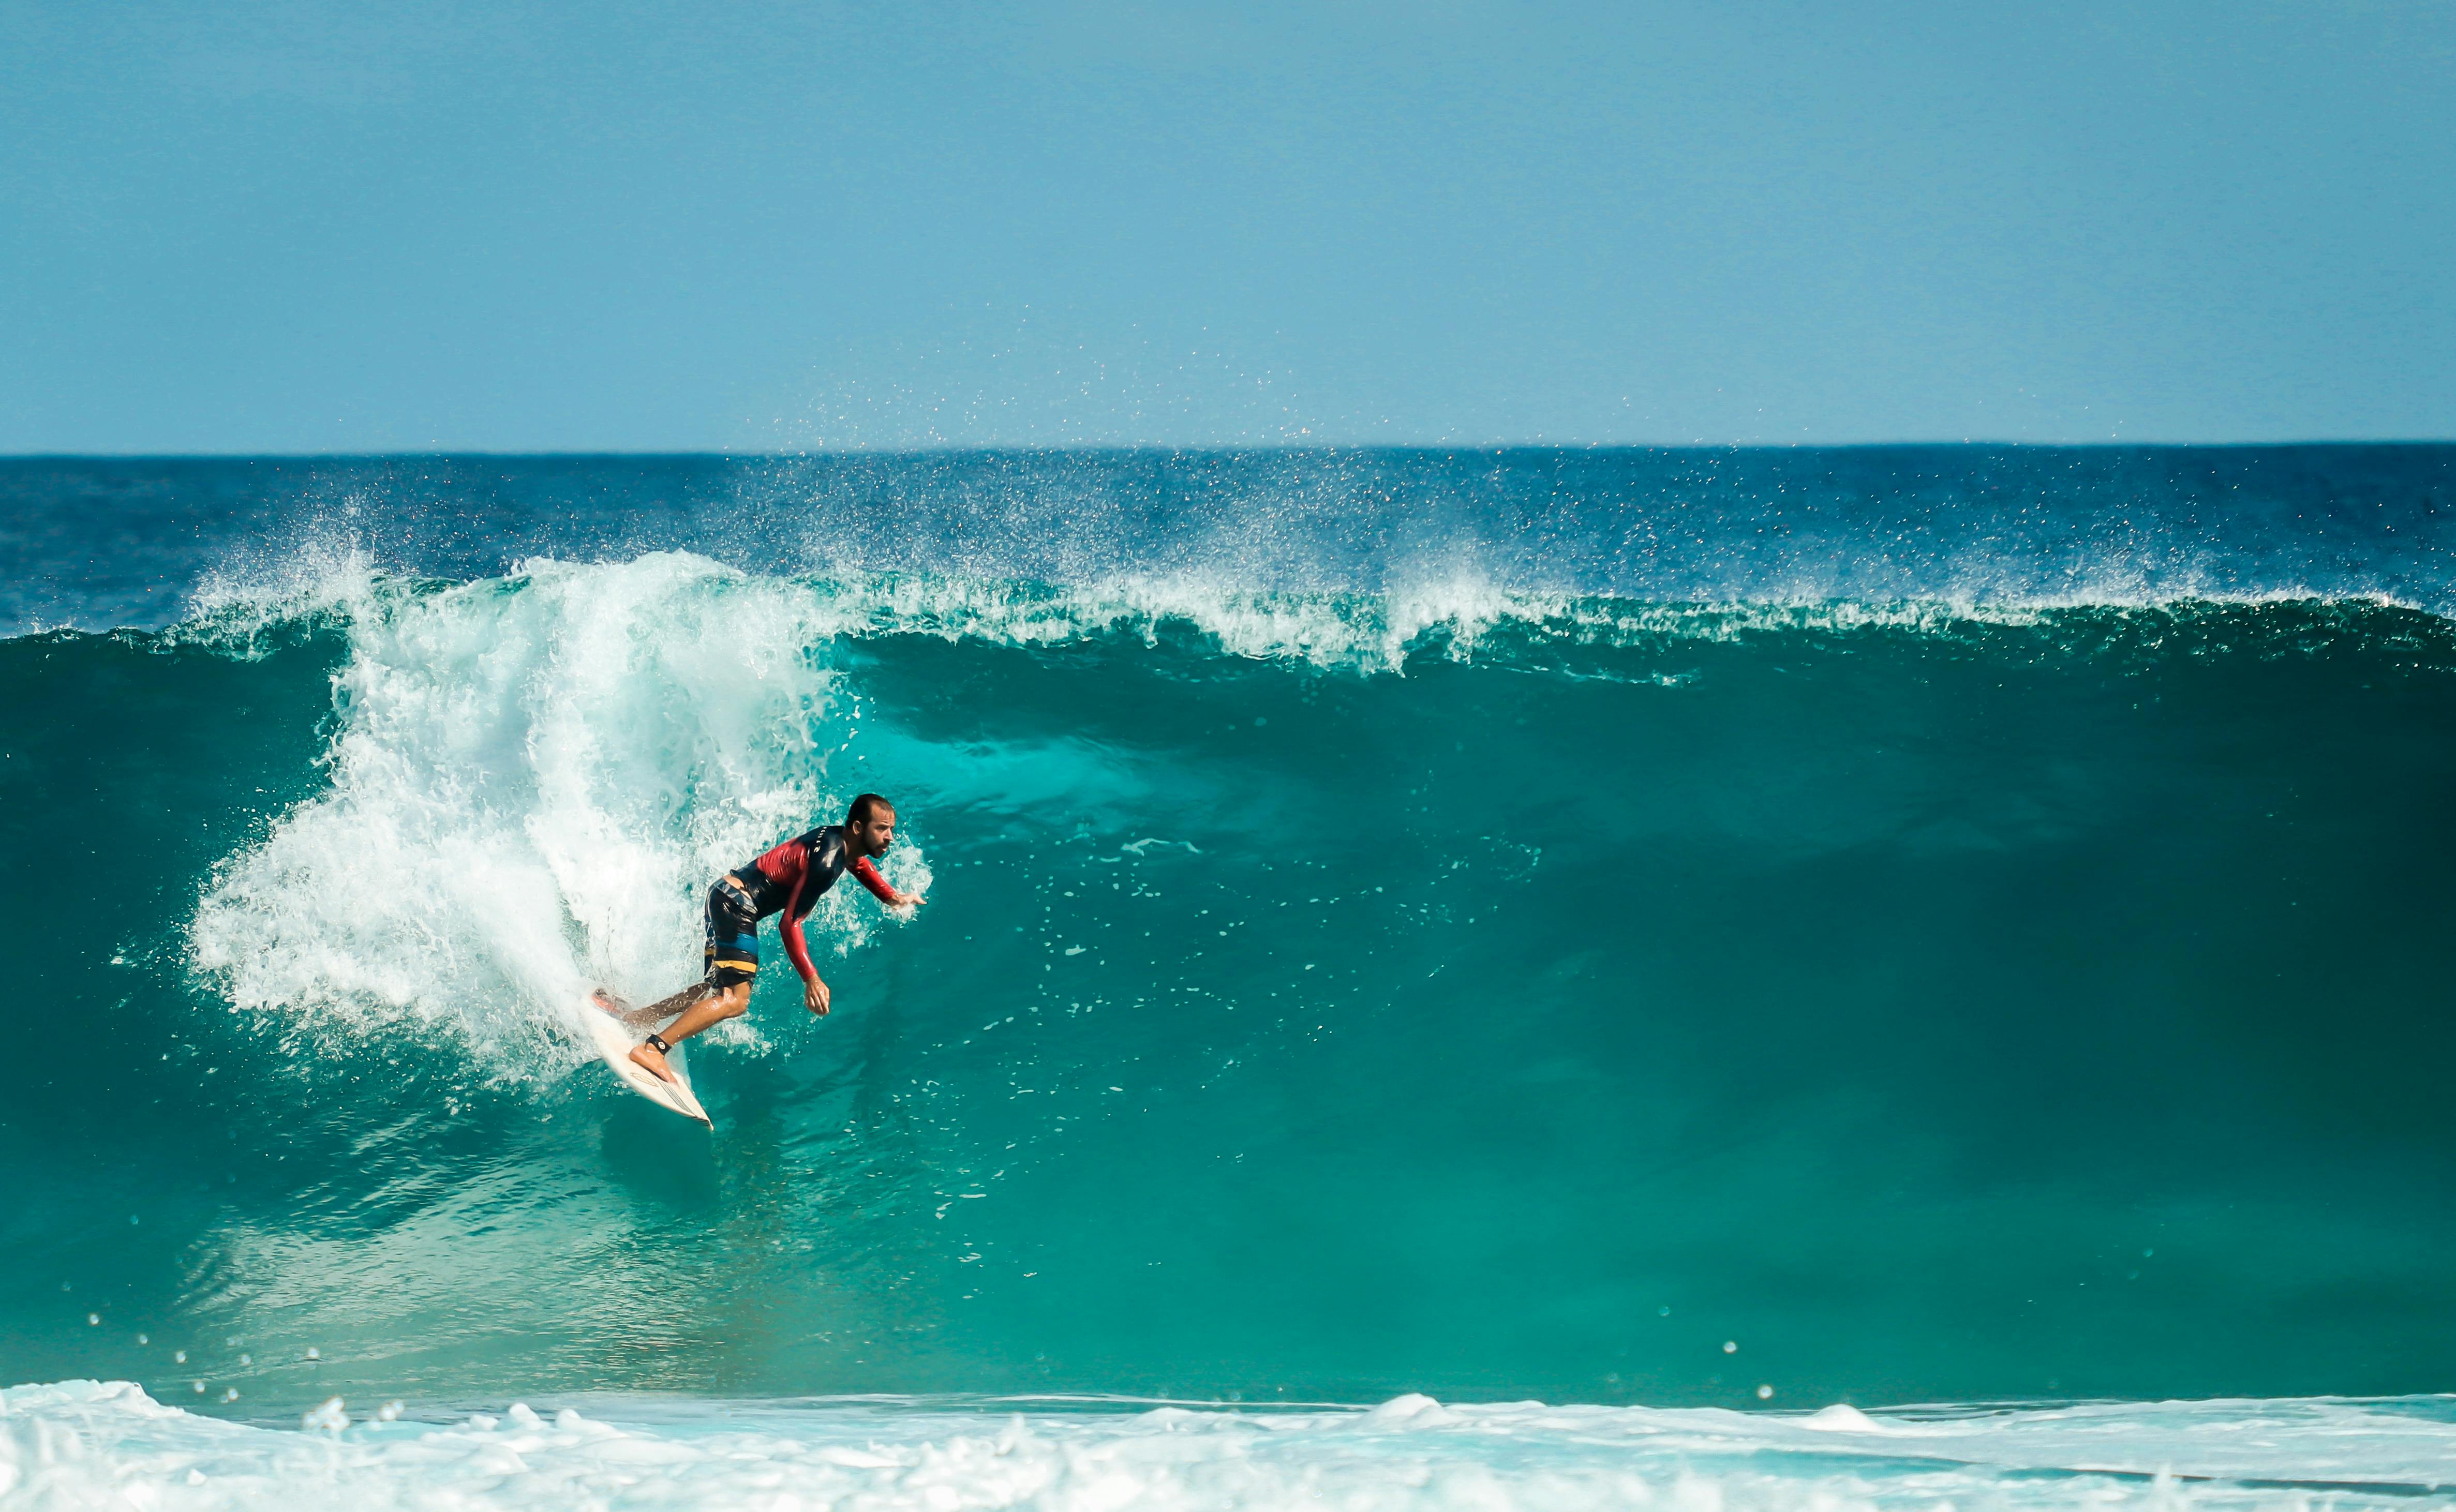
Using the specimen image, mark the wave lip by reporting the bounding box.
[27,558,2448,658]
[171,547,2455,674]
[9,1381,2456,1510]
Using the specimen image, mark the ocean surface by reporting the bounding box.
[3,446,2453,1508]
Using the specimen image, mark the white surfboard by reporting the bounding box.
[582,992,713,1128]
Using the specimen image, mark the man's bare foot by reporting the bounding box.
[591,989,628,1016]
[629,1041,678,1084]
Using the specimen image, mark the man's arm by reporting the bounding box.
[778,870,831,1015]
[850,856,922,907]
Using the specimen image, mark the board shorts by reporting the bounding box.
[703,878,761,989]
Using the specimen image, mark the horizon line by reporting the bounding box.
[5,438,2454,463]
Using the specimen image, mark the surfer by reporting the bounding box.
[598,792,925,1084]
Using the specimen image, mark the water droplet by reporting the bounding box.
[1723,1340,1738,1354]
[1757,1384,1774,1400]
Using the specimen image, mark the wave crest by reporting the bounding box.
[169,546,2446,675]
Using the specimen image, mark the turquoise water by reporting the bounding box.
[3,449,2453,1505]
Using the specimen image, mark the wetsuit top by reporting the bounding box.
[726,825,898,985]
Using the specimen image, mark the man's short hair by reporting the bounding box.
[847,792,895,826]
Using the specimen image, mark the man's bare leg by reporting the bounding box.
[626,981,750,1084]
[592,985,705,1030]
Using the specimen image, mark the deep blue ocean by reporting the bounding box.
[4,447,2454,1508]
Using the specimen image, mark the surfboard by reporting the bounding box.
[582,991,713,1128]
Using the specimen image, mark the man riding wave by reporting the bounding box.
[598,792,924,1082]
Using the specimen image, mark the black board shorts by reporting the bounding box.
[703,879,761,989]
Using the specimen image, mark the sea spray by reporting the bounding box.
[190,554,931,1070]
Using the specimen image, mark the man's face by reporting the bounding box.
[852,810,896,856]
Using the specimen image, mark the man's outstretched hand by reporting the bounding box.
[805,978,831,1016]
[891,890,928,908]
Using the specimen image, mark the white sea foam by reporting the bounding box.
[7,1381,2454,1510]
[710,566,2122,668]
[189,553,930,1075]
[828,568,2424,674]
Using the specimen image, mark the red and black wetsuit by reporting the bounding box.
[703,825,898,989]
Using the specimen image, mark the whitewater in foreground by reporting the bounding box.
[11,1381,2456,1510]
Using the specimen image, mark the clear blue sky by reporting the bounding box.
[4,0,2451,452]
